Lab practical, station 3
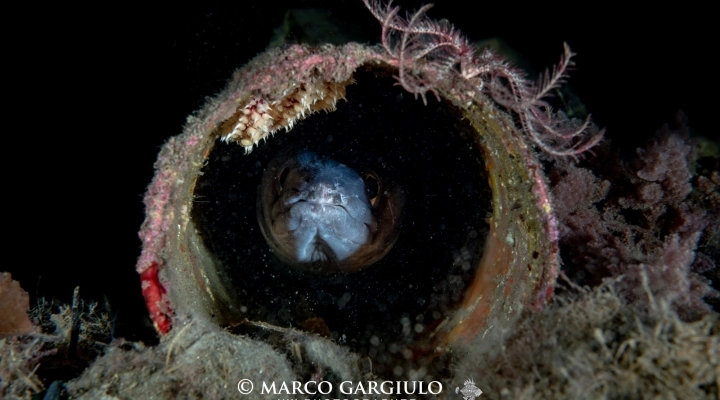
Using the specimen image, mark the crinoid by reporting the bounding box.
[363,0,604,157]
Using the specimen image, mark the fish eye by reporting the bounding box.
[276,165,291,192]
[365,172,380,206]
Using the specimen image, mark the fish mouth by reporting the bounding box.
[283,200,372,259]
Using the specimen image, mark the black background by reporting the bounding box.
[8,1,715,340]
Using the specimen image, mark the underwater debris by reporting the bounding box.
[134,0,572,381]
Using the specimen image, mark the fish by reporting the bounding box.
[257,150,404,273]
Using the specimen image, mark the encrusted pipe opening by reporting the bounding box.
[190,66,491,376]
